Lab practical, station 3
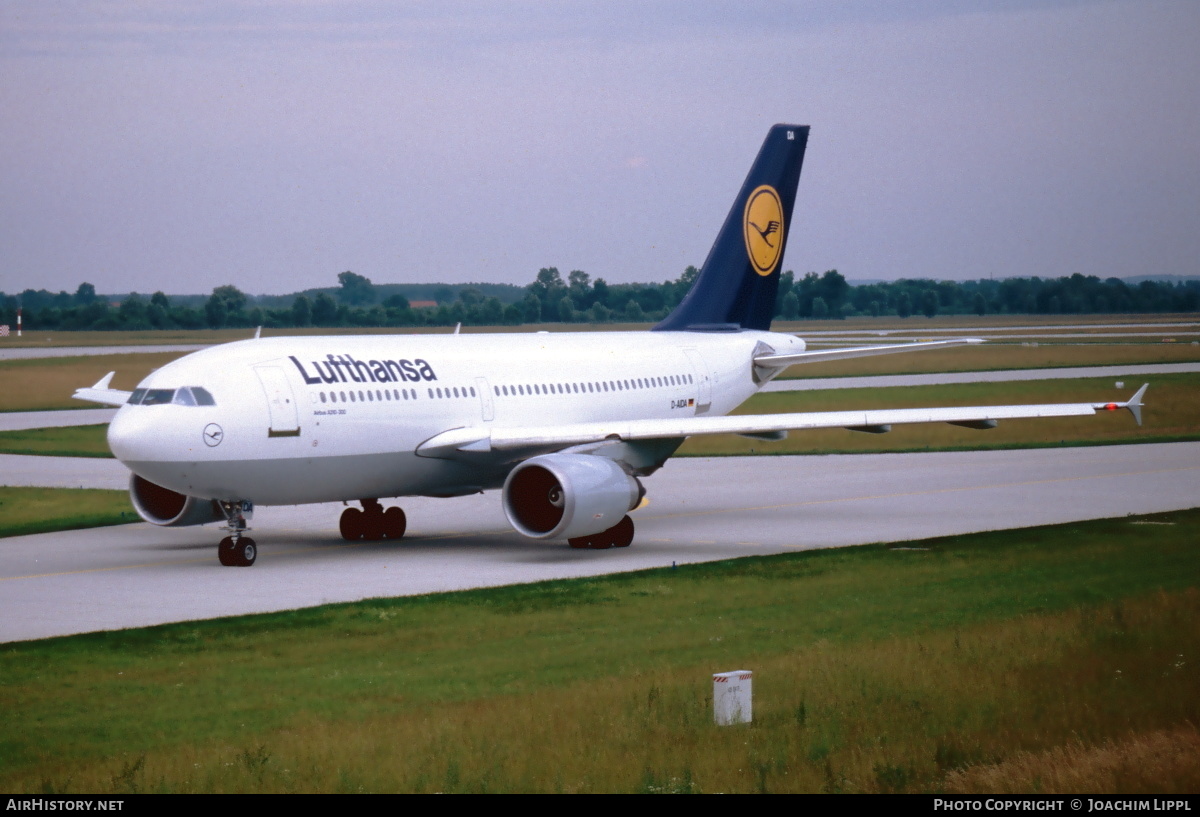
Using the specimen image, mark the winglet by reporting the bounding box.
[1093,383,1147,427]
[1125,383,1148,427]
[92,371,116,390]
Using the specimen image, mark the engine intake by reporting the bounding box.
[129,474,223,527]
[503,454,642,540]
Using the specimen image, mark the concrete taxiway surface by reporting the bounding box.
[0,344,206,361]
[3,442,1198,643]
[0,408,117,432]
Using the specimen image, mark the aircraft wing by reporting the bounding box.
[753,338,983,368]
[417,384,1148,457]
[72,372,132,407]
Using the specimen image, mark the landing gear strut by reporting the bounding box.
[340,499,407,541]
[569,515,635,550]
[217,500,256,567]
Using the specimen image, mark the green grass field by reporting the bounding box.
[0,487,133,538]
[0,424,113,458]
[1,509,1196,793]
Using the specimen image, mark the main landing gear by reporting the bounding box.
[340,498,407,541]
[217,500,256,567]
[568,515,635,550]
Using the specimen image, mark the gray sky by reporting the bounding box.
[2,0,1198,296]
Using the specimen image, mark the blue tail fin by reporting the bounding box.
[654,124,809,332]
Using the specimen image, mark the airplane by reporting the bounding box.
[73,124,1147,567]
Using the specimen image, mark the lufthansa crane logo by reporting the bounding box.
[203,423,224,447]
[743,185,784,277]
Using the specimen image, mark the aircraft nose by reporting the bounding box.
[107,406,163,463]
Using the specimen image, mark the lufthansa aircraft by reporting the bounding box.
[75,125,1146,566]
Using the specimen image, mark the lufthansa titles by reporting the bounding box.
[290,353,437,385]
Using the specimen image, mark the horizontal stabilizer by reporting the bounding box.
[754,338,984,369]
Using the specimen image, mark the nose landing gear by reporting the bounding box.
[340,499,407,541]
[216,500,256,566]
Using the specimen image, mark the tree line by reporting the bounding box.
[4,268,1199,332]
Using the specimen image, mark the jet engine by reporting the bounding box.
[502,453,643,540]
[129,474,224,527]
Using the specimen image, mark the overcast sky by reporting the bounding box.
[2,1,1197,296]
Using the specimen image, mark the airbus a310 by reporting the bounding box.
[75,125,1146,566]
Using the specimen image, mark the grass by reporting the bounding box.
[1,508,1197,793]
[0,487,133,538]
[0,424,112,458]
[680,373,1200,456]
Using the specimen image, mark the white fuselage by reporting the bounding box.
[107,329,805,505]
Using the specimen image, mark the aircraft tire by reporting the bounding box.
[339,508,364,541]
[611,515,635,548]
[237,537,257,567]
[218,536,238,566]
[383,507,406,540]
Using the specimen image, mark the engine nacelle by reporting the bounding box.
[503,454,643,540]
[129,474,224,527]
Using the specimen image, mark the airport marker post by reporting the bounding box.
[713,670,753,725]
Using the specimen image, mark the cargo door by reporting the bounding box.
[255,366,301,437]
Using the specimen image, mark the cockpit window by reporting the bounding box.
[142,389,177,406]
[126,387,217,406]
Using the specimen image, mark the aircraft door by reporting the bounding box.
[254,366,301,437]
[475,377,495,421]
[683,348,712,415]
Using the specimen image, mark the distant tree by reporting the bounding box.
[481,296,504,325]
[921,290,939,318]
[555,295,572,323]
[74,282,97,306]
[869,300,881,317]
[312,292,338,325]
[337,271,376,305]
[523,294,541,323]
[897,292,912,318]
[624,299,644,322]
[291,295,312,327]
[204,297,227,328]
[118,294,149,329]
[150,291,170,310]
[973,292,986,316]
[458,287,483,307]
[432,285,454,305]
[383,293,410,310]
[589,302,611,323]
[591,278,610,308]
[811,296,829,319]
[781,291,800,320]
